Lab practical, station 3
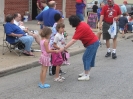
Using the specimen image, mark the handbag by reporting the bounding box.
[108,19,117,38]
[62,51,70,61]
[51,52,63,66]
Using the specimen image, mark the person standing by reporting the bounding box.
[99,0,121,59]
[97,2,105,41]
[36,1,63,27]
[61,15,99,81]
[92,1,98,13]
[120,1,128,15]
[119,13,128,38]
[36,1,65,75]
[39,27,58,88]
[41,0,49,11]
[75,0,86,21]
[36,0,44,14]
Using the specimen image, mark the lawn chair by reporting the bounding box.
[2,24,25,56]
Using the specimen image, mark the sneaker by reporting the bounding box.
[38,83,50,88]
[112,53,117,59]
[78,72,85,77]
[105,52,111,57]
[78,75,90,81]
[54,77,64,82]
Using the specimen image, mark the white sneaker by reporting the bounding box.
[78,72,85,77]
[78,75,90,81]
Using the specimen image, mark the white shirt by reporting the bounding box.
[14,20,19,26]
[54,33,66,48]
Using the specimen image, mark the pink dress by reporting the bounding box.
[39,39,51,66]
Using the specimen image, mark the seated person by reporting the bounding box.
[127,15,133,33]
[5,14,34,56]
[14,13,40,45]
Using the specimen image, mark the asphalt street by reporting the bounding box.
[0,39,133,99]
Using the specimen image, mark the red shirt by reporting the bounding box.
[37,0,44,10]
[73,22,98,47]
[101,4,121,23]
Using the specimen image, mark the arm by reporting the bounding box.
[36,2,41,9]
[99,15,104,30]
[53,43,60,50]
[36,12,43,21]
[64,39,77,49]
[5,24,23,38]
[44,40,57,53]
[8,33,23,38]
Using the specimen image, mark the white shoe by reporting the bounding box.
[78,72,85,77]
[78,75,90,81]
[54,77,64,82]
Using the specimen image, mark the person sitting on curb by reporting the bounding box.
[5,14,34,56]
[14,13,40,45]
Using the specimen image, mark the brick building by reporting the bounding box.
[0,0,77,23]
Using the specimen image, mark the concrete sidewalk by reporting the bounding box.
[0,18,133,77]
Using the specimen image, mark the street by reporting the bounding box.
[0,39,133,99]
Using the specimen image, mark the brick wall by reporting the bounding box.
[55,0,62,13]
[66,0,76,18]
[4,0,29,17]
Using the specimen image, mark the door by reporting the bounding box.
[32,0,38,20]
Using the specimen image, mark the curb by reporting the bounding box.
[0,48,85,77]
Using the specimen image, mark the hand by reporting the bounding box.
[24,29,28,33]
[60,48,65,52]
[18,34,23,38]
[114,17,118,21]
[99,24,102,30]
[55,50,60,53]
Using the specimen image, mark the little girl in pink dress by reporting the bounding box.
[39,27,58,89]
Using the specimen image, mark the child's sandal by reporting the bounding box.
[59,76,65,80]
[54,77,64,82]
[38,83,50,88]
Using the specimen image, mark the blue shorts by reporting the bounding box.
[82,41,99,71]
[119,28,124,31]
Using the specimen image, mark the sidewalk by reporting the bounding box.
[0,18,133,77]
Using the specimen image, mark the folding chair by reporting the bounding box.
[2,24,25,56]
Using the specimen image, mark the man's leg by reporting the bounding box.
[19,36,34,52]
[105,39,111,57]
[112,37,117,59]
[28,32,40,45]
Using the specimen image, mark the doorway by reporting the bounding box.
[32,0,38,20]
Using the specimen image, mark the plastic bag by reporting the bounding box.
[108,19,117,38]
